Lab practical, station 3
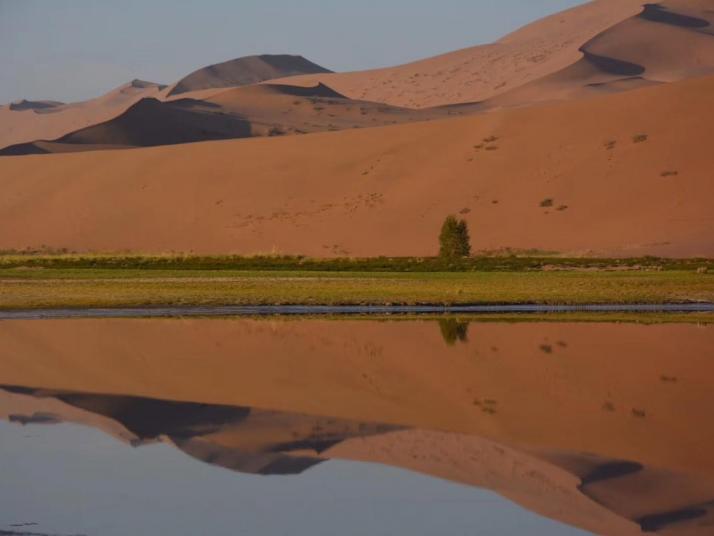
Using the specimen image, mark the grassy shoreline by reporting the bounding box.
[1,259,713,310]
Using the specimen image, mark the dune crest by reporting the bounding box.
[7,99,64,112]
[166,54,332,97]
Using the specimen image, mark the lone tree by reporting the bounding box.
[439,215,471,259]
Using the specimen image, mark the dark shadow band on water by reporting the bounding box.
[1,303,714,320]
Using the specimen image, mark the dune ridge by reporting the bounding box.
[166,54,332,97]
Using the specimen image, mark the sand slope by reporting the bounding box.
[1,75,712,257]
[166,54,332,97]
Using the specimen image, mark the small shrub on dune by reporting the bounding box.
[439,215,471,259]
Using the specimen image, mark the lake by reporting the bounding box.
[1,317,712,535]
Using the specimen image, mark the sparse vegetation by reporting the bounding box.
[540,198,554,208]
[660,170,679,177]
[439,215,471,259]
[1,267,713,310]
[2,253,714,273]
[632,133,648,143]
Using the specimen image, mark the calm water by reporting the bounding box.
[1,317,713,536]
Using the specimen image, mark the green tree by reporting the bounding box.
[439,215,471,259]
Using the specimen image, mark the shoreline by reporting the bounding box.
[3,302,714,320]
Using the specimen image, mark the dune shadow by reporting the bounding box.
[579,460,644,486]
[640,4,710,29]
[266,82,347,100]
[581,51,645,77]
[637,504,712,532]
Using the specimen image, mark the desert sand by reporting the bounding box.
[1,74,713,257]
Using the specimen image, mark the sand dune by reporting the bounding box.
[166,54,332,97]
[0,84,454,155]
[0,79,165,150]
[488,0,714,110]
[4,0,713,154]
[270,0,647,108]
[0,75,712,257]
[272,0,714,110]
[0,54,329,150]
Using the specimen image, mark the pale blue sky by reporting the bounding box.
[0,0,585,104]
[1,422,591,535]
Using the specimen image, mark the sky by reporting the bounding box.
[0,0,585,104]
[2,421,591,535]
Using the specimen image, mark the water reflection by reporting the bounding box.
[1,317,713,535]
[438,318,469,345]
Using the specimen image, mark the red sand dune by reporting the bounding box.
[0,75,712,257]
